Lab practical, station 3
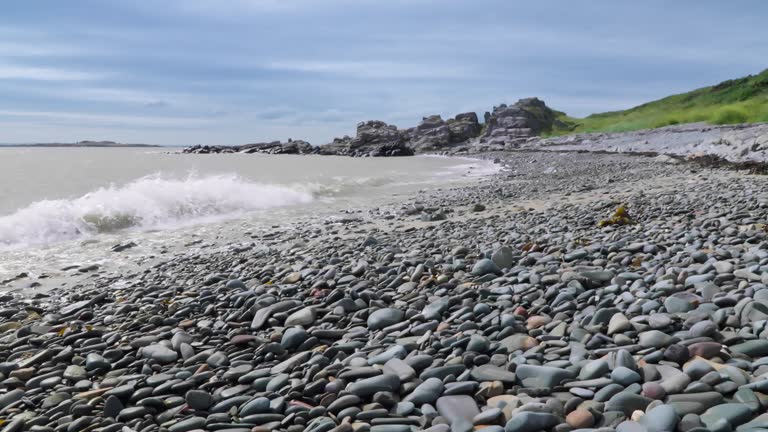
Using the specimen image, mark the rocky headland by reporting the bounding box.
[182,98,562,158]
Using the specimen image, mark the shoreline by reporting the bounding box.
[1,151,768,431]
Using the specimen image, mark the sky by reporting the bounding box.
[1,1,766,146]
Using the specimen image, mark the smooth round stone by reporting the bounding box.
[605,392,652,416]
[474,304,491,316]
[103,395,123,418]
[665,295,696,313]
[639,330,674,348]
[491,247,515,269]
[648,314,673,329]
[436,395,480,424]
[281,328,308,350]
[185,390,213,410]
[608,313,632,335]
[142,344,178,364]
[168,416,206,432]
[639,404,679,432]
[403,378,444,404]
[117,406,149,421]
[240,397,271,416]
[679,413,704,431]
[504,412,558,432]
[368,345,407,365]
[689,320,717,338]
[383,358,416,382]
[346,374,400,397]
[474,408,503,426]
[467,335,490,353]
[615,421,647,432]
[569,387,594,399]
[63,365,87,381]
[423,299,450,320]
[688,342,722,359]
[730,340,768,358]
[700,403,752,429]
[367,308,404,330]
[472,259,501,276]
[285,307,316,327]
[579,359,610,380]
[327,395,361,414]
[612,366,641,386]
[515,364,573,388]
[171,331,193,350]
[595,383,625,402]
[395,401,415,416]
[85,353,110,371]
[566,409,595,429]
[642,382,666,400]
[369,426,411,432]
[469,364,516,383]
[664,344,691,364]
[206,351,230,368]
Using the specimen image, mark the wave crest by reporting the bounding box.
[0,174,315,246]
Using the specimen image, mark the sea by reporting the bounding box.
[0,147,498,289]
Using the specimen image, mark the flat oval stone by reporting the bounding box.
[367,308,404,330]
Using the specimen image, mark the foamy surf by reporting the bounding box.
[0,174,315,247]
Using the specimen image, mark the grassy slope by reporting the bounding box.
[550,69,768,135]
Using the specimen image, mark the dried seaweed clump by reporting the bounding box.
[598,205,634,227]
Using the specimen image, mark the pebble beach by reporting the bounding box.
[3,150,768,432]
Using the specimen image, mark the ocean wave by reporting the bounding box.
[0,174,315,247]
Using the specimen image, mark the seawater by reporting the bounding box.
[0,148,498,287]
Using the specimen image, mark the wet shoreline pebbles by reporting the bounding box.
[2,151,768,432]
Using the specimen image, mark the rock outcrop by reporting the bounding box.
[320,121,414,157]
[182,98,566,157]
[403,112,481,152]
[479,97,560,148]
[183,140,314,155]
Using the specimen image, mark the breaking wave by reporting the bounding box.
[0,174,315,247]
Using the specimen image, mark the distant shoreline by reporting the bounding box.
[0,142,162,148]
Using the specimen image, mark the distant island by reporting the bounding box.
[1,140,160,148]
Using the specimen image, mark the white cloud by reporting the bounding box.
[0,110,209,128]
[265,60,473,79]
[0,64,104,81]
[0,41,87,57]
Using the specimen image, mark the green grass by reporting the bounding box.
[548,69,768,136]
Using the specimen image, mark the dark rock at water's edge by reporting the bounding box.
[479,97,564,147]
[400,112,482,153]
[182,139,314,155]
[319,120,414,157]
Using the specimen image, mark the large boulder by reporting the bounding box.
[403,112,481,152]
[183,140,315,155]
[479,98,560,148]
[322,121,414,157]
[448,112,481,142]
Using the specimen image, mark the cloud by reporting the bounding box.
[255,107,297,120]
[144,100,169,109]
[0,64,104,81]
[264,61,474,80]
[0,109,208,128]
[0,41,87,57]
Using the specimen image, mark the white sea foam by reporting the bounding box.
[0,174,315,247]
